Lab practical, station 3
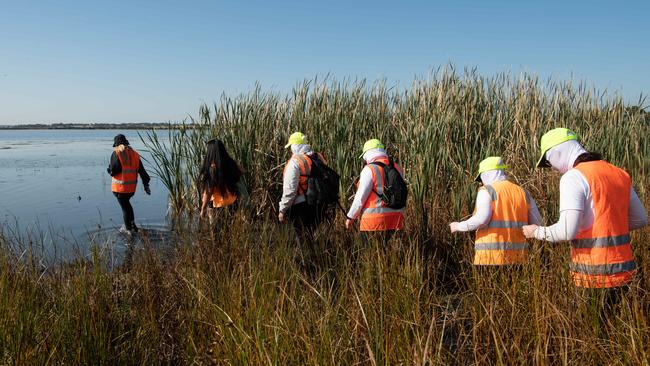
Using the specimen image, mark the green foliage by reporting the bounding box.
[1,70,648,364]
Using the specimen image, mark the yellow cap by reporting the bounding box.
[360,139,385,158]
[536,128,578,168]
[475,156,507,182]
[284,132,306,148]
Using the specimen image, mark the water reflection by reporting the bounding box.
[0,129,171,259]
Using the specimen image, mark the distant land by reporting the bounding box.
[0,122,181,130]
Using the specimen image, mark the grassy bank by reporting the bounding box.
[1,69,649,364]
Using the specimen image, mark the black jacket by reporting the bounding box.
[107,150,151,186]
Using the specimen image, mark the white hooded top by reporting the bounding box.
[534,140,648,241]
[278,144,314,214]
[455,170,543,231]
[346,148,395,220]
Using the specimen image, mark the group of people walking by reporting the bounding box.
[108,127,648,303]
[449,128,647,294]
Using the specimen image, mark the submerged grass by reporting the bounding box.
[1,68,649,364]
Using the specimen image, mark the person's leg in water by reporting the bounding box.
[114,192,137,231]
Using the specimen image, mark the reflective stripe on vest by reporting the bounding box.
[569,160,635,288]
[570,260,636,275]
[486,220,526,229]
[111,179,138,185]
[359,158,404,232]
[475,242,529,251]
[474,180,530,265]
[571,234,630,249]
[111,147,140,193]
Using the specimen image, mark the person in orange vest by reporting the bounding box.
[107,134,151,235]
[449,156,542,265]
[199,139,244,221]
[345,139,405,244]
[523,128,648,305]
[278,132,327,240]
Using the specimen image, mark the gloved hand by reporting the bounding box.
[144,185,151,195]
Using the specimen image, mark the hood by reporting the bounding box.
[480,170,507,185]
[291,144,313,156]
[545,140,587,174]
[363,148,388,163]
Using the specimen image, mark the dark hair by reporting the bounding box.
[573,152,603,167]
[199,139,242,196]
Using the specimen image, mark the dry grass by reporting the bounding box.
[1,68,648,364]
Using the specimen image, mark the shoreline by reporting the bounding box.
[0,123,182,130]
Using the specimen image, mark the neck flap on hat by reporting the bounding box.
[545,140,587,174]
[480,169,507,185]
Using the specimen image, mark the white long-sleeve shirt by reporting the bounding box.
[347,165,375,220]
[534,169,648,241]
[455,182,543,231]
[278,144,314,214]
[347,149,400,220]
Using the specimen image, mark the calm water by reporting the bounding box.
[0,130,171,259]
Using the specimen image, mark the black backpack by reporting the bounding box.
[303,154,340,208]
[370,158,408,209]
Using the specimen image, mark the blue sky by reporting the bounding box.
[0,0,648,124]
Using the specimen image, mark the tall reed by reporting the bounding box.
[1,68,648,364]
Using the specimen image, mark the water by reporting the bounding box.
[0,129,171,261]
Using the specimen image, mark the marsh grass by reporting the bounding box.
[1,68,649,364]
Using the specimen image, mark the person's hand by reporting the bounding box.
[345,219,354,230]
[522,224,538,239]
[449,222,459,233]
[144,185,151,195]
[278,212,285,223]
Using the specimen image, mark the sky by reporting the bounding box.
[0,0,648,124]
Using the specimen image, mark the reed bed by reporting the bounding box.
[1,68,649,364]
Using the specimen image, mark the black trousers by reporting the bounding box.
[583,285,629,325]
[289,201,322,238]
[114,192,136,230]
[360,230,396,247]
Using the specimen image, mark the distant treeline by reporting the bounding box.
[0,122,182,130]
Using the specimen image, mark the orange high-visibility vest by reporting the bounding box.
[359,158,405,232]
[474,180,530,265]
[283,153,324,202]
[570,160,635,288]
[111,147,140,193]
[211,187,237,208]
[207,163,238,208]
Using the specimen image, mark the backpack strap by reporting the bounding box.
[298,153,318,177]
[368,158,398,196]
[368,161,387,197]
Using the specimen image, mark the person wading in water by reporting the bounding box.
[107,134,151,235]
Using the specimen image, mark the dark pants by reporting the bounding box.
[360,230,396,247]
[583,285,629,326]
[289,201,321,239]
[114,192,137,231]
[288,202,326,272]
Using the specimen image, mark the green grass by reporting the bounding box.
[1,68,649,364]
